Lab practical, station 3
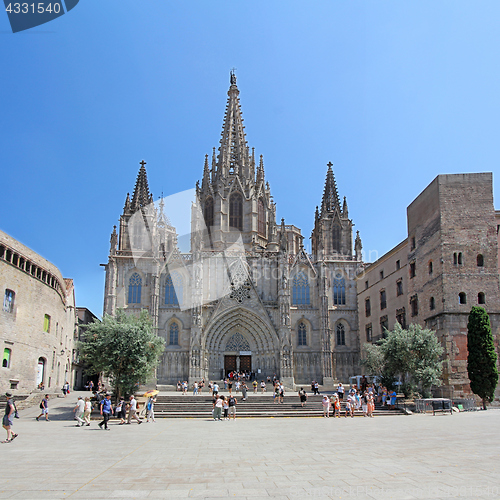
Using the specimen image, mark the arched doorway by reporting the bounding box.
[203,307,279,381]
[36,357,46,387]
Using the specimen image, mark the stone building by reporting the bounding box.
[357,173,500,399]
[103,73,364,387]
[0,229,76,394]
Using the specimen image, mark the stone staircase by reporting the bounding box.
[148,394,405,418]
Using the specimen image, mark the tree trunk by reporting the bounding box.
[482,398,487,410]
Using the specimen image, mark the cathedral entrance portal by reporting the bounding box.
[203,308,280,382]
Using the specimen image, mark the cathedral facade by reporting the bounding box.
[103,73,363,387]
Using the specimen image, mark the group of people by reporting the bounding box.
[212,393,238,420]
[71,394,157,430]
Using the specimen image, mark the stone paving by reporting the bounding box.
[1,391,499,499]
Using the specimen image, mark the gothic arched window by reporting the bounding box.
[165,272,182,306]
[298,322,307,346]
[169,323,179,345]
[333,274,346,305]
[229,192,243,231]
[204,197,214,234]
[128,273,142,304]
[336,323,346,346]
[332,224,341,253]
[258,199,266,237]
[292,272,310,305]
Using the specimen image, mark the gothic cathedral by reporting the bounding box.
[103,73,364,387]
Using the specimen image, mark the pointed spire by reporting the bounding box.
[130,160,152,212]
[321,162,341,216]
[202,154,210,190]
[211,147,217,182]
[123,192,131,213]
[217,71,248,178]
[256,155,265,185]
[355,230,363,261]
[279,218,288,253]
[343,196,348,217]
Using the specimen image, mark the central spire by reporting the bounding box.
[216,71,249,179]
[321,162,341,215]
[130,160,153,212]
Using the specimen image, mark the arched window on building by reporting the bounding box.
[459,292,467,305]
[336,323,346,346]
[258,199,266,237]
[36,357,45,386]
[458,252,463,265]
[204,197,214,234]
[165,272,182,306]
[128,273,142,304]
[298,322,307,346]
[478,292,485,304]
[333,274,346,305]
[292,272,310,305]
[229,192,243,231]
[2,348,11,368]
[477,254,484,267]
[169,323,179,346]
[332,224,341,253]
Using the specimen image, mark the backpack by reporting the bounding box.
[39,401,44,409]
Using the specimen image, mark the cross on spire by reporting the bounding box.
[139,160,147,168]
[327,161,333,169]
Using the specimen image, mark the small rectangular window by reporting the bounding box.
[365,298,371,317]
[409,262,416,278]
[43,314,51,333]
[396,279,403,296]
[380,270,384,280]
[365,324,372,342]
[380,290,387,310]
[396,260,400,270]
[380,315,388,337]
[365,280,369,290]
[410,237,416,251]
[3,290,15,313]
[410,295,418,317]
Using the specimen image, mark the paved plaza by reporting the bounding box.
[1,392,499,500]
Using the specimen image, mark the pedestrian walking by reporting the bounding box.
[260,380,266,393]
[322,395,330,417]
[213,382,219,396]
[298,388,307,407]
[279,383,285,404]
[213,395,223,420]
[252,380,258,393]
[337,383,344,401]
[2,392,18,443]
[62,381,70,397]
[36,394,50,421]
[193,381,198,396]
[222,396,229,420]
[73,396,85,426]
[126,395,142,424]
[99,393,114,430]
[115,396,126,424]
[241,382,248,401]
[146,397,156,422]
[228,394,237,420]
[83,397,92,426]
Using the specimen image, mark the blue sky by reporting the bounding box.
[2,1,500,317]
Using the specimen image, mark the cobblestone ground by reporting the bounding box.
[1,392,499,499]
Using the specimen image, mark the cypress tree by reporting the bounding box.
[467,306,498,410]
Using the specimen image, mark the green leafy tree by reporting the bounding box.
[362,323,443,397]
[467,306,498,410]
[80,309,165,398]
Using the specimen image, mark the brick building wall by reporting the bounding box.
[0,230,76,394]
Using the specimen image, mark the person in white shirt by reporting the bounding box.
[126,395,142,424]
[73,396,85,427]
